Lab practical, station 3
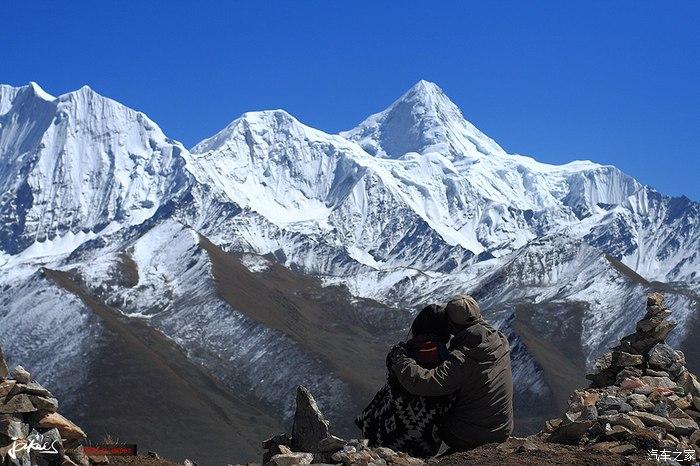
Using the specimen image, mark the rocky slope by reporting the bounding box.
[0,80,698,462]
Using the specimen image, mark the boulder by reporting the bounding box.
[605,424,634,440]
[269,452,314,466]
[598,413,645,430]
[646,292,664,310]
[12,381,53,398]
[291,385,330,453]
[671,418,699,436]
[648,343,683,371]
[612,352,643,367]
[29,395,58,412]
[619,377,645,390]
[34,412,86,439]
[630,411,675,430]
[10,366,30,384]
[641,376,676,389]
[547,419,594,445]
[0,380,16,398]
[636,310,671,332]
[0,417,29,439]
[317,435,347,453]
[0,394,37,413]
[65,445,90,466]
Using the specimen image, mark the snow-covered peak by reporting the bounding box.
[28,82,55,101]
[0,82,190,256]
[341,80,506,160]
[191,109,361,157]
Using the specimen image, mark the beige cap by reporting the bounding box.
[445,294,481,325]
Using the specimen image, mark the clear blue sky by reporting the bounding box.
[3,1,698,200]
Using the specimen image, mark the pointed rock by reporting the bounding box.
[34,412,86,439]
[11,366,30,384]
[291,385,330,453]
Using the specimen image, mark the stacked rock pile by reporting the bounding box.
[542,293,700,461]
[0,345,89,466]
[262,386,425,466]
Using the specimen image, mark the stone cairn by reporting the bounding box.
[542,293,700,460]
[0,346,89,466]
[262,386,425,466]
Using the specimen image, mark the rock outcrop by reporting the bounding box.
[263,386,425,466]
[541,293,700,462]
[0,348,88,466]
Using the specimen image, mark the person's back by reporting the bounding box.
[439,317,513,447]
[391,294,513,451]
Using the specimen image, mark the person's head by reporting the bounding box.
[444,294,482,332]
[410,304,450,341]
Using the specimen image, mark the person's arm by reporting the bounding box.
[390,344,466,396]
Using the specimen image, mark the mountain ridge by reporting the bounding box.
[0,79,698,463]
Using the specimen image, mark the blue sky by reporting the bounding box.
[3,1,698,200]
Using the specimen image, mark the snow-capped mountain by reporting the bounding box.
[0,82,189,256]
[0,80,698,463]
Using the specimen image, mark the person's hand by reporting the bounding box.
[387,341,407,365]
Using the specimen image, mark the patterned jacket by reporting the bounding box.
[356,339,456,457]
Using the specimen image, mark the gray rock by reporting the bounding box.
[579,405,598,421]
[291,385,330,453]
[599,413,645,430]
[605,424,634,440]
[598,395,632,413]
[671,418,699,436]
[270,452,314,466]
[262,433,292,449]
[646,292,665,310]
[0,380,16,398]
[29,395,58,412]
[0,394,37,413]
[41,427,64,456]
[630,411,675,430]
[612,352,643,367]
[654,402,670,418]
[317,435,347,453]
[633,385,654,396]
[0,346,8,380]
[648,343,682,371]
[615,368,643,385]
[645,369,670,378]
[609,443,637,455]
[547,419,595,445]
[670,407,691,419]
[12,381,53,398]
[641,376,676,389]
[10,366,30,384]
[636,310,671,332]
[0,417,29,439]
[641,320,677,348]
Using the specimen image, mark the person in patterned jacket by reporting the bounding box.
[356,304,456,457]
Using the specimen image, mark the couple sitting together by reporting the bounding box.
[356,294,514,458]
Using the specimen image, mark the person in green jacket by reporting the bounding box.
[390,294,514,451]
